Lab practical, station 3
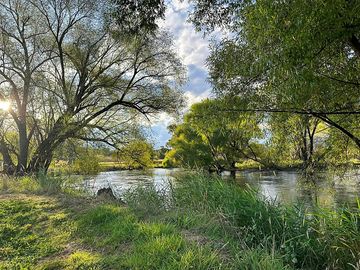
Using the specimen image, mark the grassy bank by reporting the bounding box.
[98,160,165,171]
[1,174,360,269]
[0,177,221,269]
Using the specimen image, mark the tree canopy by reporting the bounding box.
[0,0,185,174]
[117,139,154,169]
[164,98,265,173]
[190,0,360,149]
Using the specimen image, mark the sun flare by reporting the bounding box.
[0,101,10,111]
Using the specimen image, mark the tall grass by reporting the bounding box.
[125,173,360,269]
[76,204,222,269]
[0,173,84,195]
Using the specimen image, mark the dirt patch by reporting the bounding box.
[181,229,231,261]
[182,230,210,245]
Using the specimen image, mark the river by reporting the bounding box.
[84,168,360,208]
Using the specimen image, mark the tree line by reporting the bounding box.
[164,0,360,174]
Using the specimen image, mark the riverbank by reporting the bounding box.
[1,174,359,269]
[99,160,165,171]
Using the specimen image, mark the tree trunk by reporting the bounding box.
[27,152,53,174]
[17,122,29,175]
[300,126,308,165]
[27,137,59,174]
[26,114,71,174]
[0,141,15,175]
[230,161,236,179]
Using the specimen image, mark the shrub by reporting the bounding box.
[73,155,100,175]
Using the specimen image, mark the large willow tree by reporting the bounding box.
[0,0,185,174]
[190,0,360,150]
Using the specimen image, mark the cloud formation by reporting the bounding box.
[151,0,214,148]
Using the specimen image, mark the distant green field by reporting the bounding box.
[99,160,165,171]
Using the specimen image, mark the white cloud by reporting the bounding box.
[150,1,221,147]
[149,112,175,127]
[171,0,191,11]
[184,89,211,108]
[148,89,211,128]
[159,2,210,71]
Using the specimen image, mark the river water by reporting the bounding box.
[84,168,360,208]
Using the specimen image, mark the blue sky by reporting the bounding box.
[149,0,216,148]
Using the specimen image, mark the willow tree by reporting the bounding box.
[190,0,360,150]
[0,0,185,174]
[165,99,265,175]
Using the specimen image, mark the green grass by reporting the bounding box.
[1,173,360,269]
[179,174,360,269]
[0,195,74,269]
[0,180,224,269]
[98,160,165,171]
[124,173,360,269]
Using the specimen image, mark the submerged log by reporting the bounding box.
[96,187,126,204]
[96,187,116,200]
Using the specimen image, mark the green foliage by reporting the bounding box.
[165,98,265,171]
[0,174,83,195]
[111,0,165,35]
[123,184,169,217]
[118,139,154,169]
[73,154,101,175]
[2,172,360,269]
[1,177,42,194]
[118,172,360,269]
[0,193,223,269]
[234,249,290,270]
[171,173,360,269]
[190,0,360,157]
[154,146,169,160]
[0,0,186,175]
[76,204,222,269]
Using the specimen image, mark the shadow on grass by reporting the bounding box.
[0,193,225,270]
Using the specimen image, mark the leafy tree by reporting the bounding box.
[189,0,360,149]
[165,99,265,175]
[111,0,165,35]
[0,0,185,175]
[153,146,169,160]
[73,154,101,175]
[268,114,324,168]
[117,140,154,169]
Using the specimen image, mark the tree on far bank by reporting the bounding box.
[164,98,266,175]
[117,139,154,169]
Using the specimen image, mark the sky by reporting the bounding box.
[149,0,216,148]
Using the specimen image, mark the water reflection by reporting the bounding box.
[84,168,179,197]
[235,170,360,208]
[85,168,360,208]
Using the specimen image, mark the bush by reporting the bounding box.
[73,155,100,175]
